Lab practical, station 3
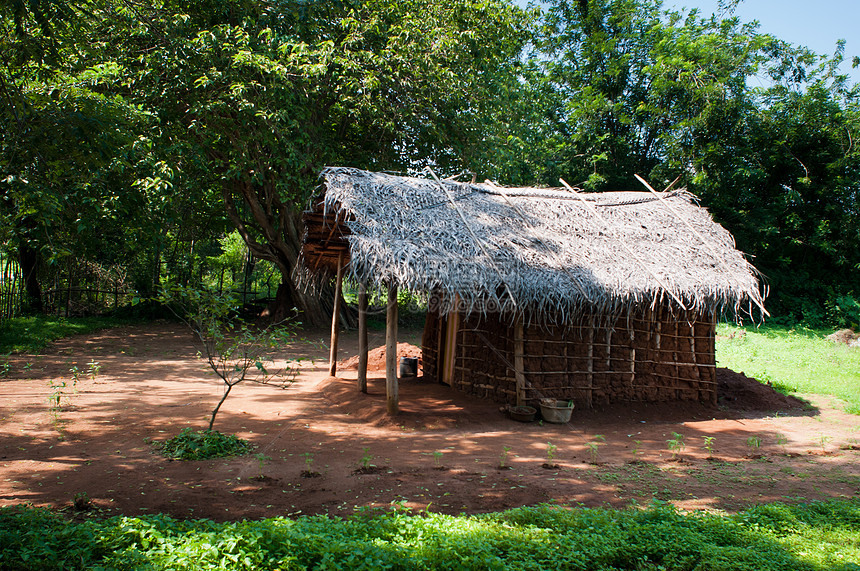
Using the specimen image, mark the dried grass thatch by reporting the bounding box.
[302,167,766,323]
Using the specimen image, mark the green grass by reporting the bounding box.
[716,323,860,414]
[1,500,858,570]
[0,315,136,354]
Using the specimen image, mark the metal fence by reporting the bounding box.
[0,251,281,323]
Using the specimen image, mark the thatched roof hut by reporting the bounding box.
[303,167,766,412]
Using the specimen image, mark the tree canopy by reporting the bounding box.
[2,0,858,325]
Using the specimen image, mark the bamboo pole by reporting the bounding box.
[357,281,368,393]
[514,316,526,406]
[327,252,344,377]
[386,284,399,415]
[629,325,636,393]
[586,321,594,409]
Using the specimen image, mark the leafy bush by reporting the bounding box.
[1,501,859,570]
[830,294,860,329]
[158,428,251,460]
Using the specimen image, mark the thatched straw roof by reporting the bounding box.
[302,167,766,321]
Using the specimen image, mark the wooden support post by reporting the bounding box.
[629,324,636,396]
[357,281,368,393]
[386,283,399,415]
[442,298,460,386]
[327,252,344,377]
[586,321,594,409]
[514,316,526,406]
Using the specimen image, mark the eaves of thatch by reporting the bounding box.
[302,167,766,322]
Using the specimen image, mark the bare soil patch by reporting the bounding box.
[1,321,858,522]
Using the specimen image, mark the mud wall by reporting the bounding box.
[424,306,716,407]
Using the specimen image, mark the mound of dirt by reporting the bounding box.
[338,342,422,371]
[826,328,858,345]
[716,368,808,412]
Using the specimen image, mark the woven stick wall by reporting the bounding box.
[433,306,717,407]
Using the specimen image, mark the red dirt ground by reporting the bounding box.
[1,321,858,522]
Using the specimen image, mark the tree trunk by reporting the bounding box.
[18,244,43,313]
[222,181,356,329]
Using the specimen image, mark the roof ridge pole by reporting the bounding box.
[328,251,345,377]
[386,282,399,416]
[633,174,769,318]
[425,167,517,309]
[558,178,688,311]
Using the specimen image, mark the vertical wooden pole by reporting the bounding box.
[628,322,636,396]
[327,252,344,377]
[709,319,717,405]
[442,298,460,385]
[357,281,368,393]
[514,316,526,406]
[586,319,594,409]
[386,283,399,415]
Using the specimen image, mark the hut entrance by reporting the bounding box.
[421,303,459,387]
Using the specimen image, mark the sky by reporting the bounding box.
[516,0,860,84]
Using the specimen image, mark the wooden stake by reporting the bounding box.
[327,252,344,377]
[586,320,594,409]
[386,284,399,415]
[357,281,368,393]
[629,324,636,393]
[514,316,526,406]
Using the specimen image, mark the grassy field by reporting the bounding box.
[0,315,138,354]
[716,323,860,414]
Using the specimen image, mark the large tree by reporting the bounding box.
[515,0,860,323]
[97,0,532,325]
[1,0,153,310]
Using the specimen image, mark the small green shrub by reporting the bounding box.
[158,428,251,460]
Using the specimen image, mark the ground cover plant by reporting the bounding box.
[716,324,860,414]
[157,427,252,461]
[1,500,858,570]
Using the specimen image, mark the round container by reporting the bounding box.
[399,356,418,377]
[509,405,537,422]
[539,399,574,424]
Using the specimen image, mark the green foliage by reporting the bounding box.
[2,500,860,570]
[0,315,134,354]
[703,436,716,457]
[158,427,251,460]
[587,434,606,463]
[831,295,860,329]
[359,448,374,470]
[716,323,860,414]
[667,432,686,460]
[545,441,558,463]
[499,445,513,468]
